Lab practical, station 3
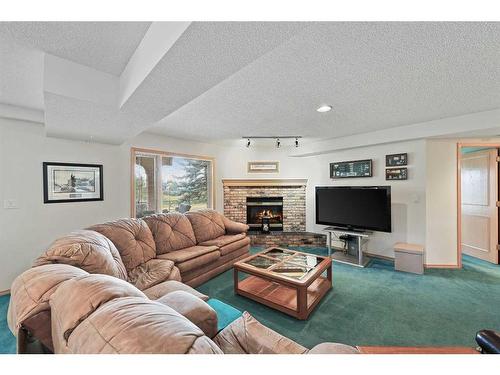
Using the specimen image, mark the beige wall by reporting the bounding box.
[2,116,484,290]
[425,140,458,266]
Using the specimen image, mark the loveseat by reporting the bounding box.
[8,209,250,352]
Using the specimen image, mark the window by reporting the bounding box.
[132,148,214,218]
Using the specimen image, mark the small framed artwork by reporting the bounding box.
[330,159,372,179]
[43,162,103,203]
[247,161,280,174]
[386,153,408,167]
[386,167,408,180]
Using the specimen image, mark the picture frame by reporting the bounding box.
[247,161,280,174]
[386,153,408,167]
[43,162,103,203]
[385,167,408,180]
[330,159,373,179]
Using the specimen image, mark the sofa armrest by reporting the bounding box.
[308,343,360,354]
[213,311,308,354]
[222,216,249,234]
[156,291,218,338]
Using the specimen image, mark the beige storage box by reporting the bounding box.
[394,242,424,275]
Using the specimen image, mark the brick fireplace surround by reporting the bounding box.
[222,179,326,247]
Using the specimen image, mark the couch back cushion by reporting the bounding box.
[143,213,197,254]
[66,297,223,354]
[50,274,146,353]
[7,264,88,334]
[34,230,128,281]
[186,210,226,244]
[88,218,156,272]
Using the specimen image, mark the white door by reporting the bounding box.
[461,149,499,264]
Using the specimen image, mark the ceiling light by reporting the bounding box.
[316,105,332,113]
[246,138,251,148]
[295,137,299,147]
[276,138,281,148]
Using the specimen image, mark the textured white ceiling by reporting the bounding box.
[0,35,44,109]
[121,22,311,125]
[149,22,500,142]
[1,22,499,145]
[0,22,151,75]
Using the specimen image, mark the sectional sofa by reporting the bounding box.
[7,208,359,354]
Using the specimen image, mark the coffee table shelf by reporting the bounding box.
[234,247,332,320]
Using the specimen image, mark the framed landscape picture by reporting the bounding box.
[43,162,103,203]
[247,161,280,173]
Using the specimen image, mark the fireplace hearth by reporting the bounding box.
[246,197,283,232]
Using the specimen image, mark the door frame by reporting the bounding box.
[457,142,500,268]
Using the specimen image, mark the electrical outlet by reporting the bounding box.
[3,199,19,209]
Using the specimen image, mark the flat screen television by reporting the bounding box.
[315,186,391,232]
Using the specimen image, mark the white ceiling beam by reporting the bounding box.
[290,108,500,157]
[119,21,191,107]
[0,103,44,124]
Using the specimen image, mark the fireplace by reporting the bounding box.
[246,197,283,232]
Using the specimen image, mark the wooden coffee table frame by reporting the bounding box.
[233,247,332,320]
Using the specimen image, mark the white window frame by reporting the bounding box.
[131,147,215,218]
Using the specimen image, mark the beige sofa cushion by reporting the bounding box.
[127,259,179,290]
[157,245,219,263]
[50,274,146,353]
[308,343,360,354]
[144,213,197,254]
[157,291,218,338]
[200,233,246,248]
[142,280,209,301]
[213,312,308,354]
[186,210,226,243]
[218,237,251,256]
[34,230,128,281]
[7,264,88,334]
[66,297,222,354]
[176,251,221,273]
[88,218,156,272]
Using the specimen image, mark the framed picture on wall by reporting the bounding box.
[386,153,408,167]
[247,161,280,173]
[385,167,408,180]
[43,162,103,203]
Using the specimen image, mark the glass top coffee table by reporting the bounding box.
[233,247,332,320]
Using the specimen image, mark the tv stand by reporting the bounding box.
[324,226,371,267]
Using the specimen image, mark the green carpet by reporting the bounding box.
[1,247,499,353]
[0,295,15,354]
[197,247,500,349]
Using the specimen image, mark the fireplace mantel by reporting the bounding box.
[222,178,308,187]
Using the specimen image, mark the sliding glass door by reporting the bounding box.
[132,148,214,218]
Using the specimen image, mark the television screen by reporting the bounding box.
[315,186,391,232]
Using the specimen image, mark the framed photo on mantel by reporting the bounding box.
[43,162,103,203]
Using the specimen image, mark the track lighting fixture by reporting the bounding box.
[241,136,302,148]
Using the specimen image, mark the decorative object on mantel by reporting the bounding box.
[242,136,302,148]
[247,161,280,174]
[330,159,372,179]
[386,167,408,180]
[43,162,103,203]
[386,153,408,167]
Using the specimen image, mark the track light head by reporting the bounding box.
[246,138,251,148]
[276,138,281,148]
[295,137,299,147]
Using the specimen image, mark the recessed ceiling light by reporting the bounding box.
[316,105,332,113]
